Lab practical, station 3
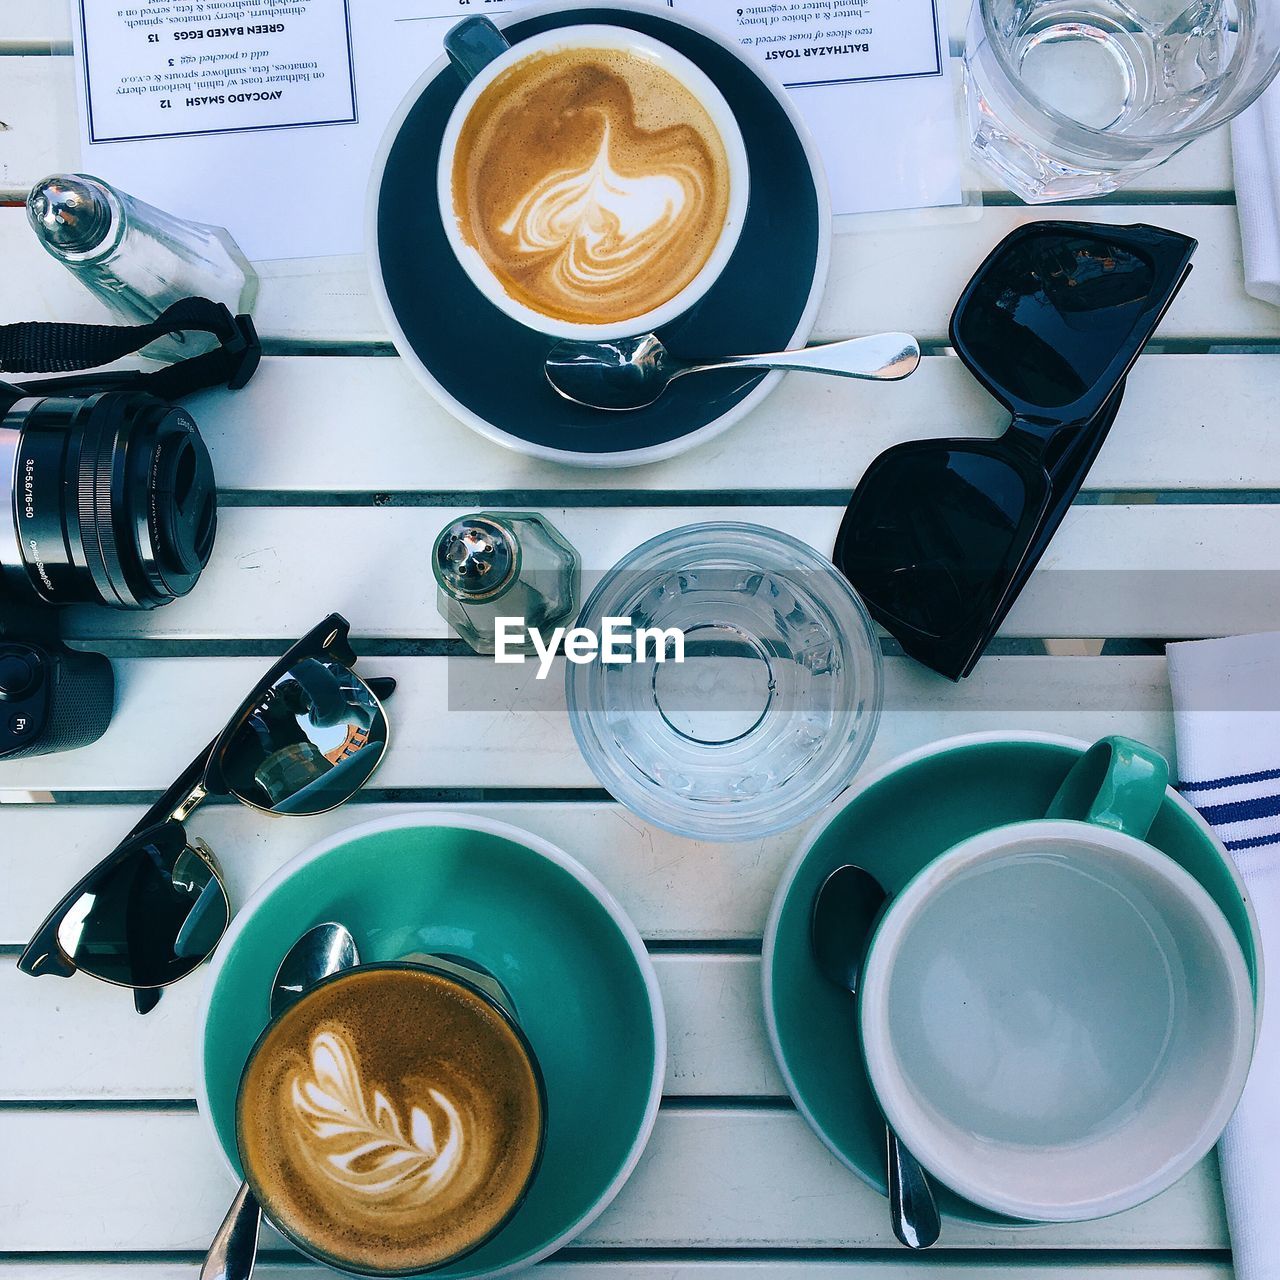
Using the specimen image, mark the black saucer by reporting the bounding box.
[370,1,829,466]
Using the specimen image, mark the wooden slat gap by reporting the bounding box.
[260,340,399,358]
[1,787,618,807]
[247,332,1280,358]
[232,330,1280,359]
[208,489,1280,508]
[0,1098,198,1113]
[0,1255,311,1266]
[53,636,1172,659]
[0,1096,794,1115]
[660,1096,790,1109]
[980,190,1236,207]
[0,41,70,55]
[645,939,762,955]
[0,1246,1237,1265]
[556,1247,1235,1266]
[211,490,862,509]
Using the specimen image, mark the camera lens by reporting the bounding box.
[0,390,217,609]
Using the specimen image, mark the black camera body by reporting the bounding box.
[0,605,114,760]
[0,385,219,760]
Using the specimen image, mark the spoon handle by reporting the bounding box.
[695,332,920,381]
[887,1127,941,1249]
[201,1180,261,1280]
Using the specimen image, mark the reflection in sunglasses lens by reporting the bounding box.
[840,449,1036,638]
[956,234,1156,409]
[56,825,228,987]
[220,658,388,814]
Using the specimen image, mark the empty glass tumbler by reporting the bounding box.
[965,0,1280,201]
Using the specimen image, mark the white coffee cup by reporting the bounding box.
[436,17,750,341]
[857,819,1255,1222]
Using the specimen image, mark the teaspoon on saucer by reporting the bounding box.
[201,922,360,1280]
[545,331,921,411]
[811,865,941,1250]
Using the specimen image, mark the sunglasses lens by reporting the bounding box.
[837,447,1044,639]
[56,826,228,987]
[955,232,1157,409]
[219,656,388,814]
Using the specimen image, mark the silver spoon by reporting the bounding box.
[201,922,360,1280]
[268,922,359,1017]
[544,331,921,411]
[811,865,941,1250]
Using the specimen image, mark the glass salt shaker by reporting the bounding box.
[433,512,579,656]
[26,173,258,361]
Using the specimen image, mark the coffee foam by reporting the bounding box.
[452,44,732,326]
[237,967,542,1273]
[289,1028,467,1205]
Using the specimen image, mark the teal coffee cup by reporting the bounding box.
[857,736,1255,1223]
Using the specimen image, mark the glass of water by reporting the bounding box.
[965,0,1280,201]
[565,523,883,842]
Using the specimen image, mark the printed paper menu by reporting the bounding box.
[675,0,961,217]
[78,0,357,143]
[698,0,945,86]
[73,0,962,260]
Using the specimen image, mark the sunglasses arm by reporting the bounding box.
[366,676,397,702]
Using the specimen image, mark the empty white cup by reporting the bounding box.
[858,814,1255,1222]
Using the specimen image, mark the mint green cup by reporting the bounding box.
[763,732,1263,1229]
[197,814,666,1277]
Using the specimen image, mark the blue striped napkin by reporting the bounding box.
[1169,632,1280,1280]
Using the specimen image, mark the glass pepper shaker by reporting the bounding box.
[433,512,579,656]
[26,173,258,362]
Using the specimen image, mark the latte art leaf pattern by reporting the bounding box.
[239,968,545,1274]
[498,116,704,299]
[290,1029,464,1203]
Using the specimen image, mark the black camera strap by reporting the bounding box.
[0,296,260,400]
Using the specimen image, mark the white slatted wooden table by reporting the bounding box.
[0,1,1274,1277]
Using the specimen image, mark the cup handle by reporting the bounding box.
[1045,735,1171,840]
[445,16,512,83]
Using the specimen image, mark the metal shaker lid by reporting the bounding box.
[434,515,517,601]
[26,174,115,256]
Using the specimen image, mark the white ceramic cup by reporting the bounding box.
[858,818,1255,1223]
[436,19,750,341]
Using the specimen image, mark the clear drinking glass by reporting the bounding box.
[565,523,883,842]
[965,0,1280,201]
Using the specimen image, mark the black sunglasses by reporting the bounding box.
[18,614,395,1013]
[833,221,1197,681]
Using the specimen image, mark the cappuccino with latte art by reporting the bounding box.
[453,46,729,327]
[440,23,748,338]
[237,964,544,1274]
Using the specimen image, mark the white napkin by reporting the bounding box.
[1232,86,1280,307]
[1168,632,1280,1280]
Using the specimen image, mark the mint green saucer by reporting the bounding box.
[762,732,1262,1229]
[196,814,665,1277]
